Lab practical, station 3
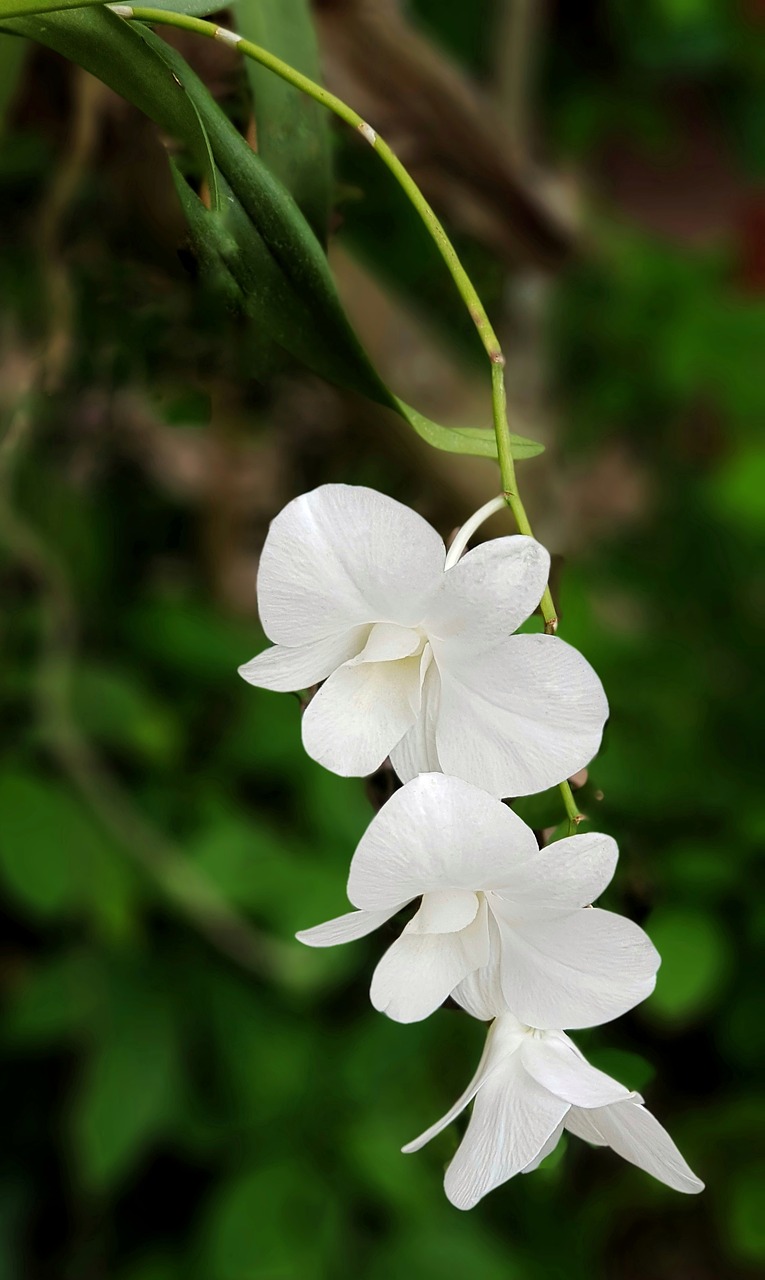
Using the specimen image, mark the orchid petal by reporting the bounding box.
[238,627,368,692]
[370,900,490,1023]
[389,660,442,781]
[520,1119,566,1173]
[492,905,660,1029]
[347,773,538,912]
[444,1052,570,1209]
[257,484,445,644]
[492,832,618,909]
[521,1032,633,1107]
[402,1014,526,1154]
[565,1098,704,1193]
[426,536,550,650]
[452,914,509,1021]
[296,906,401,947]
[358,622,423,663]
[452,963,509,1022]
[410,890,480,935]
[301,655,421,777]
[435,634,609,798]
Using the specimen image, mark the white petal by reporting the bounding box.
[257,484,445,645]
[435,634,609,798]
[402,1014,526,1154]
[565,1098,704,1193]
[521,1032,633,1107]
[347,773,538,912]
[370,901,490,1023]
[452,964,508,1022]
[492,905,660,1029]
[520,1118,566,1173]
[296,906,400,947]
[358,622,423,662]
[411,890,480,934]
[452,913,509,1021]
[389,660,442,781]
[238,628,368,692]
[425,536,550,651]
[444,1052,570,1209]
[492,831,618,909]
[301,655,421,777]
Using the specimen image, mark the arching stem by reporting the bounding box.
[111,4,580,829]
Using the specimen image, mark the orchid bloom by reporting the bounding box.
[238,484,608,797]
[296,773,659,1028]
[404,1013,704,1209]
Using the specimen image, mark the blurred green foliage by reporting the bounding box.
[0,3,763,1279]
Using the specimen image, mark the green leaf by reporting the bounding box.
[0,770,139,932]
[0,0,106,19]
[125,597,257,681]
[71,662,181,766]
[170,162,245,311]
[398,400,544,459]
[5,950,101,1048]
[0,771,83,917]
[70,989,181,1189]
[0,0,225,15]
[729,1162,765,1262]
[185,84,220,210]
[124,11,221,207]
[187,809,341,933]
[197,1162,341,1280]
[177,173,543,461]
[236,0,331,241]
[126,0,225,13]
[645,907,732,1023]
[709,445,765,534]
[11,7,543,462]
[5,6,220,202]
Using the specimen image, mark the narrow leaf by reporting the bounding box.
[5,7,223,190]
[236,0,331,241]
[0,0,106,19]
[399,402,544,459]
[119,0,225,12]
[70,992,181,1189]
[11,7,543,461]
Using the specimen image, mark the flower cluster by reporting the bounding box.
[240,484,703,1208]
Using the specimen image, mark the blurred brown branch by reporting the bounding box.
[315,0,577,269]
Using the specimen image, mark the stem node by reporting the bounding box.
[357,121,377,146]
[215,26,242,47]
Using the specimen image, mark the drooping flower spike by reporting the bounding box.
[297,773,659,1028]
[404,1013,704,1209]
[239,484,608,798]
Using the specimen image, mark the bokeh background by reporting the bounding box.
[1,2,763,1277]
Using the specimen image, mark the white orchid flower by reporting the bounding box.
[238,484,608,798]
[404,1013,704,1209]
[296,773,659,1028]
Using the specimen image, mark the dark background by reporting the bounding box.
[0,2,763,1277]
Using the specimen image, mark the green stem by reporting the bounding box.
[560,779,583,836]
[116,5,577,823]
